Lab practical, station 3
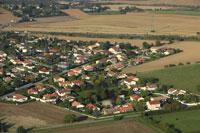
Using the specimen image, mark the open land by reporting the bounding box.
[0,101,89,132]
[137,64,200,93]
[0,8,20,24]
[123,41,200,73]
[153,110,200,132]
[4,10,200,36]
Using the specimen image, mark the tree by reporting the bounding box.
[155,40,161,46]
[116,97,122,105]
[113,115,123,120]
[142,42,151,49]
[63,114,77,123]
[16,126,25,133]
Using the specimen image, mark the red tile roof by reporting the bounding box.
[13,94,27,99]
[27,89,37,93]
[119,106,134,112]
[149,100,160,105]
[87,104,97,109]
[43,93,58,98]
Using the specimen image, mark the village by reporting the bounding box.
[0,32,197,117]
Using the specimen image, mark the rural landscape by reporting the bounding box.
[0,0,200,133]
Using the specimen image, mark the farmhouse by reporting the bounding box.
[35,85,46,92]
[43,93,58,100]
[59,81,71,88]
[87,103,100,110]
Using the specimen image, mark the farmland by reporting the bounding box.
[153,110,200,132]
[0,101,89,132]
[41,119,154,133]
[0,8,20,24]
[137,64,200,93]
[4,11,200,36]
[123,41,200,73]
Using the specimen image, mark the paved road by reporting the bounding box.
[31,113,141,132]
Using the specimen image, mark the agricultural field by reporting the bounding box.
[123,41,200,73]
[4,11,200,36]
[0,8,20,24]
[44,119,154,133]
[0,101,89,132]
[153,110,200,132]
[61,9,89,19]
[92,0,200,7]
[137,64,200,93]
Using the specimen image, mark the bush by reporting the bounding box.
[114,115,123,120]
[168,64,176,67]
[63,114,78,123]
[16,126,25,133]
[178,62,184,66]
[186,62,191,65]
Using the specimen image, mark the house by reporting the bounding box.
[43,93,58,100]
[36,48,45,53]
[150,47,161,54]
[57,62,69,69]
[57,89,71,96]
[72,101,85,109]
[54,76,65,82]
[107,71,117,77]
[81,75,90,80]
[127,75,139,82]
[49,49,60,53]
[88,43,100,50]
[117,73,127,79]
[119,106,134,113]
[27,89,38,95]
[106,58,118,64]
[133,58,145,65]
[168,88,177,95]
[74,57,85,64]
[35,85,46,92]
[146,100,161,110]
[109,47,120,54]
[71,80,84,86]
[96,58,107,64]
[116,54,127,61]
[60,95,75,102]
[59,81,71,88]
[0,68,3,74]
[130,94,144,101]
[150,96,167,102]
[105,63,125,71]
[146,84,158,91]
[68,71,77,77]
[13,94,28,102]
[0,51,7,57]
[164,49,175,55]
[87,103,100,110]
[39,69,50,75]
[102,108,120,115]
[83,64,96,71]
[73,67,83,74]
[124,78,137,86]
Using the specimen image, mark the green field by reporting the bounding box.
[137,64,200,93]
[153,110,200,132]
[149,10,200,16]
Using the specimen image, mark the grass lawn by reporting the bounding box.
[137,64,200,94]
[153,110,200,132]
[149,10,200,16]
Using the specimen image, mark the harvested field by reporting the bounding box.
[30,34,168,47]
[32,16,77,23]
[5,12,200,36]
[0,8,20,24]
[91,0,200,7]
[0,102,89,132]
[61,9,89,18]
[123,41,200,73]
[46,119,154,133]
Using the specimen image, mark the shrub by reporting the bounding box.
[16,126,25,133]
[114,115,123,120]
[63,114,78,123]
